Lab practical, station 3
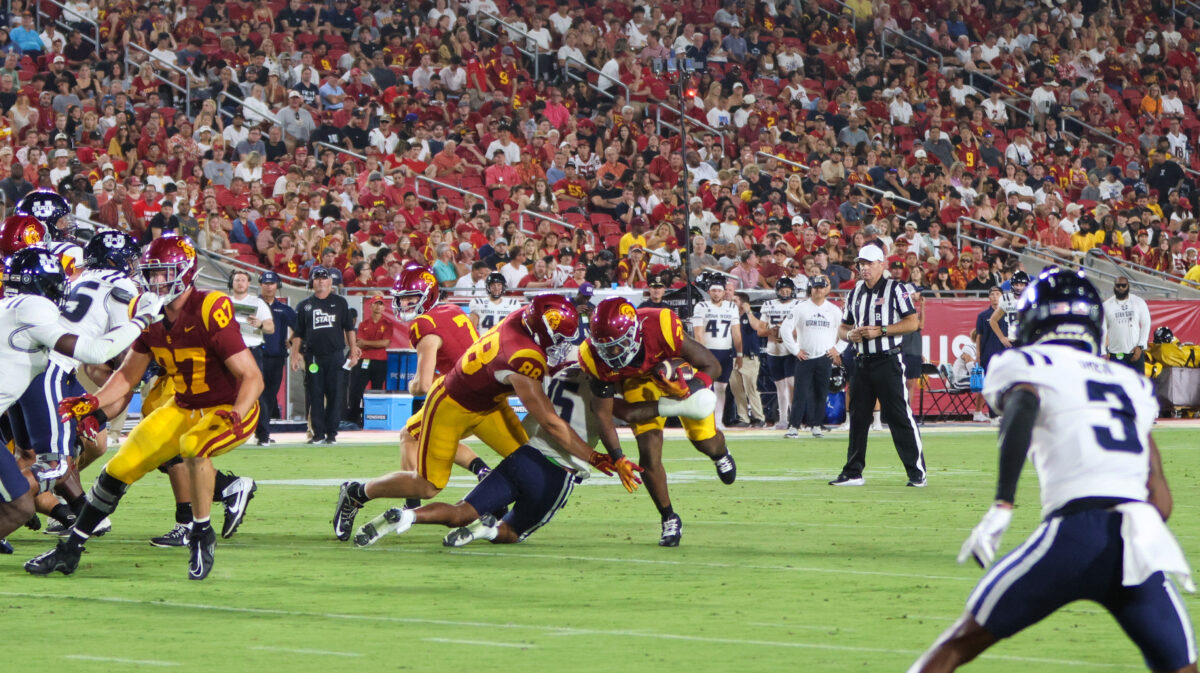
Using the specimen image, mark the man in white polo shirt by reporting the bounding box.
[1103,276,1152,373]
[781,275,842,438]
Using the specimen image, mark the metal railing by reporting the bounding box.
[1172,0,1200,19]
[563,55,629,102]
[36,0,99,57]
[658,102,728,151]
[314,141,366,162]
[752,151,922,208]
[881,28,944,70]
[1084,247,1199,296]
[414,175,489,212]
[125,43,194,119]
[214,89,280,126]
[476,12,549,82]
[518,209,575,233]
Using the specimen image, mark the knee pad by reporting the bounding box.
[87,470,130,514]
[156,455,184,474]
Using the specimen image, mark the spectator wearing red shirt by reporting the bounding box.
[346,297,394,425]
[359,172,399,210]
[484,150,520,191]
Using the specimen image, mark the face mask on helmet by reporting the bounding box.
[392,291,427,321]
[595,324,640,368]
[141,260,188,303]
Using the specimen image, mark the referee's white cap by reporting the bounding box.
[856,245,886,263]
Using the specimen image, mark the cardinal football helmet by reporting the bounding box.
[0,214,50,260]
[139,235,199,303]
[521,294,580,363]
[392,264,440,321]
[590,297,642,369]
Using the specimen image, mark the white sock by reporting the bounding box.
[873,410,881,426]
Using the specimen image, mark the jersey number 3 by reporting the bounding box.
[1086,381,1143,454]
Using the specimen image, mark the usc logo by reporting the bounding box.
[178,239,196,259]
[544,309,563,330]
[619,303,636,320]
[420,271,437,287]
[21,224,41,244]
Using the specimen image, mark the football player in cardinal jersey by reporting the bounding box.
[580,297,735,547]
[468,272,524,332]
[0,247,158,553]
[337,294,642,545]
[28,236,264,580]
[331,266,492,540]
[910,270,1196,673]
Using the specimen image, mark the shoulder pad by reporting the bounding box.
[110,287,135,305]
[201,291,236,332]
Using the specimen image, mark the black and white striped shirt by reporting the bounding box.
[841,277,916,355]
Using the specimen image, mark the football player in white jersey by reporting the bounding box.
[985,270,1029,348]
[0,247,160,552]
[910,269,1196,673]
[758,277,800,430]
[11,231,142,537]
[691,273,742,430]
[352,366,713,547]
[468,272,525,332]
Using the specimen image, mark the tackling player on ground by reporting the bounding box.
[581,297,735,547]
[354,365,715,547]
[331,265,492,540]
[910,269,1196,673]
[333,295,642,541]
[27,235,264,580]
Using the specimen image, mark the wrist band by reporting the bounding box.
[93,409,109,425]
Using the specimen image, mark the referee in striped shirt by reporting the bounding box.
[829,244,928,487]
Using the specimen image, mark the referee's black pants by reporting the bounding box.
[791,355,832,429]
[306,352,346,441]
[840,352,926,482]
[261,354,287,422]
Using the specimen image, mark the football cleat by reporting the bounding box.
[443,513,498,548]
[783,427,799,439]
[713,452,736,484]
[353,507,415,547]
[92,517,112,537]
[829,474,865,487]
[306,436,325,444]
[44,517,74,536]
[907,478,928,488]
[149,523,191,548]
[321,437,337,445]
[24,540,82,575]
[658,514,682,547]
[24,513,41,531]
[811,427,825,438]
[332,481,364,541]
[0,538,11,554]
[188,526,216,580]
[476,467,491,482]
[220,477,257,539]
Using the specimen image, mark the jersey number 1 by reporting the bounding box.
[1086,381,1143,454]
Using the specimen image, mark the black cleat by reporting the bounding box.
[658,514,682,547]
[0,538,12,554]
[713,452,737,484]
[24,540,82,575]
[332,482,364,541]
[220,477,257,539]
[44,517,75,537]
[149,523,191,548]
[187,526,216,580]
[306,436,325,445]
[24,514,41,531]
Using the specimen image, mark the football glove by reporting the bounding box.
[653,359,711,399]
[613,456,644,493]
[587,451,616,476]
[130,292,165,328]
[29,456,68,493]
[58,394,99,423]
[214,409,243,432]
[957,504,1014,569]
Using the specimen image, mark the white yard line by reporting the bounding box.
[248,646,362,657]
[423,638,535,649]
[13,593,1137,669]
[63,655,180,667]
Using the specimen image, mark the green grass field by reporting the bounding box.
[5,427,1200,672]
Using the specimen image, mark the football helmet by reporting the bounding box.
[391,264,440,321]
[701,271,727,291]
[2,247,68,305]
[139,235,199,304]
[16,189,73,240]
[590,297,642,369]
[0,214,49,260]
[84,230,141,275]
[486,272,506,299]
[775,277,795,301]
[1015,268,1104,354]
[521,294,580,363]
[829,364,846,393]
[1010,270,1030,290]
[1154,326,1176,344]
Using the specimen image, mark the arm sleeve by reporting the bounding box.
[780,307,800,356]
[1138,298,1152,348]
[995,387,1039,503]
[70,321,145,364]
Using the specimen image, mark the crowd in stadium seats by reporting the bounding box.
[6,0,1200,293]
